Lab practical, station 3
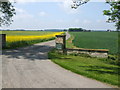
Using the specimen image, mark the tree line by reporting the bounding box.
[68,28,91,32]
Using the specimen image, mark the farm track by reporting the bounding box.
[1,32,115,88]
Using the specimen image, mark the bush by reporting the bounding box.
[99,55,119,66]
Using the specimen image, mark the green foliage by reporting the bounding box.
[103,1,120,30]
[0,2,16,26]
[100,55,119,66]
[70,32,118,55]
[71,0,90,9]
[48,49,119,86]
[69,28,84,32]
[68,52,91,57]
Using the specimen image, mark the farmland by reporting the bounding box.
[70,32,118,55]
[1,31,64,49]
[1,31,54,36]
[49,31,119,86]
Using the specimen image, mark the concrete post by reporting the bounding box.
[0,34,6,48]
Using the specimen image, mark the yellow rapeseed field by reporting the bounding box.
[7,32,64,42]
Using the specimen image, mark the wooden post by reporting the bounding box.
[55,35,66,54]
[0,34,6,48]
[63,35,66,54]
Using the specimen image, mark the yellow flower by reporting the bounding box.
[7,32,64,42]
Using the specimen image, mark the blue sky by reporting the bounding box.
[3,0,116,30]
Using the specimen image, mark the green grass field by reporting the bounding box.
[70,32,118,55]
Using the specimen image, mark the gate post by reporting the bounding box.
[55,35,66,54]
[0,34,6,48]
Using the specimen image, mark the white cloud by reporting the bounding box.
[14,8,33,19]
[74,19,80,23]
[96,19,103,23]
[83,20,91,24]
[90,0,119,2]
[0,27,3,29]
[9,0,115,3]
[16,13,33,19]
[14,0,65,2]
[9,0,64,3]
[15,8,26,13]
[10,0,36,3]
[39,11,47,16]
[96,19,106,23]
[0,0,8,2]
[56,19,64,23]
[58,0,80,14]
[19,0,70,14]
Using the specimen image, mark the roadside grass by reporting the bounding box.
[66,35,77,49]
[48,49,119,86]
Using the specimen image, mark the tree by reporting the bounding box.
[103,0,120,31]
[71,0,90,9]
[71,0,120,31]
[0,1,16,27]
[69,28,84,32]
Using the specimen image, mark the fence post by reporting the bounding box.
[0,34,6,48]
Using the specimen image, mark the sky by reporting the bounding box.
[2,0,116,30]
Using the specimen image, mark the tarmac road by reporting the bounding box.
[2,32,115,88]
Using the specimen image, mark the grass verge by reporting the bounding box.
[48,49,119,86]
[66,34,77,49]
